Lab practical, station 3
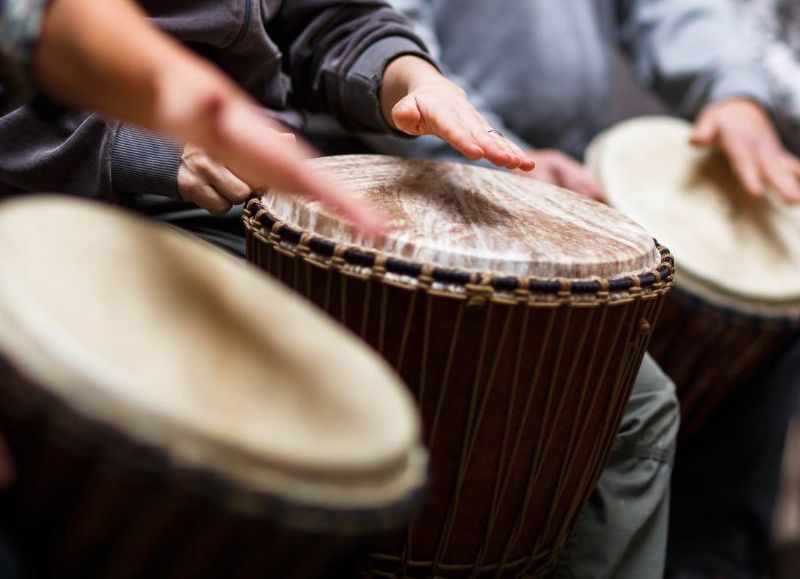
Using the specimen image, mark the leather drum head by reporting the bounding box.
[0,196,425,530]
[587,116,800,315]
[263,155,661,280]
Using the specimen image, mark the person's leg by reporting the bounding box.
[667,336,800,579]
[555,353,680,579]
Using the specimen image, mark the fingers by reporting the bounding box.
[559,167,605,200]
[690,114,717,147]
[214,102,386,234]
[392,85,533,171]
[196,157,252,205]
[177,165,234,215]
[724,139,765,197]
[761,150,800,203]
[527,150,604,200]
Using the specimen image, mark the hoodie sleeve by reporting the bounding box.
[617,0,772,117]
[0,105,182,200]
[270,0,437,133]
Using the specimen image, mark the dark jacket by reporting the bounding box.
[0,0,431,199]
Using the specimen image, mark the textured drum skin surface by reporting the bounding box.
[265,155,661,279]
[245,155,674,578]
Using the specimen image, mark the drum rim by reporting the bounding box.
[0,196,428,535]
[244,199,675,304]
[0,354,427,535]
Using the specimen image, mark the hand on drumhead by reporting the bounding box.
[692,99,800,203]
[155,62,385,232]
[381,56,535,172]
[518,149,604,201]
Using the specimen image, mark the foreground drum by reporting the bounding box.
[587,116,800,439]
[244,155,674,578]
[0,197,426,579]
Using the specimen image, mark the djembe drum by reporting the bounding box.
[244,155,674,578]
[587,116,800,440]
[0,196,427,579]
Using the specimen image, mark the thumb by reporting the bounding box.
[391,95,424,136]
[691,115,717,147]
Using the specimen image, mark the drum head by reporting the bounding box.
[0,197,424,527]
[263,155,661,280]
[587,116,800,314]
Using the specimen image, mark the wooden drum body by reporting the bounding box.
[244,156,674,578]
[587,117,800,440]
[0,197,426,579]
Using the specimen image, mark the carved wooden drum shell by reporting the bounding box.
[244,155,674,578]
[0,197,426,579]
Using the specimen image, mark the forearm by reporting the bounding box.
[31,0,224,133]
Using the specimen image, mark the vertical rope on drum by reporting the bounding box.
[304,260,312,300]
[265,237,274,277]
[530,306,597,563]
[360,280,372,340]
[378,284,389,355]
[340,275,348,325]
[427,302,465,451]
[431,301,496,575]
[500,304,576,570]
[462,304,514,572]
[558,301,634,556]
[399,291,435,577]
[416,293,435,415]
[546,304,611,555]
[323,267,333,313]
[495,307,559,575]
[396,290,419,371]
[292,249,299,292]
[474,305,532,572]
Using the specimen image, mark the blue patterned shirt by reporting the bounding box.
[0,0,47,98]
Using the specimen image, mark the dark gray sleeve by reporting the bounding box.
[618,0,772,116]
[271,0,436,132]
[0,105,182,199]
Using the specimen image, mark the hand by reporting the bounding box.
[33,0,384,233]
[520,149,604,200]
[692,99,800,203]
[178,144,252,215]
[381,56,534,172]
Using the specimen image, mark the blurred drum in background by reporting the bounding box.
[0,197,426,579]
[244,155,674,578]
[587,116,800,440]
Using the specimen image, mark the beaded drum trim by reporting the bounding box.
[244,198,675,305]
